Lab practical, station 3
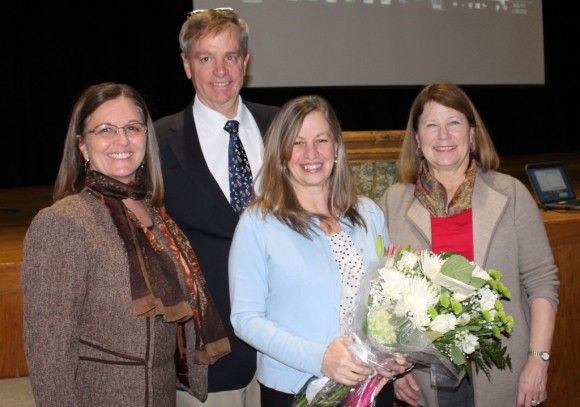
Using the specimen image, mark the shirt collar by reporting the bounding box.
[193,94,243,124]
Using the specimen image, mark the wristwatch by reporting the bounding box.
[528,350,550,361]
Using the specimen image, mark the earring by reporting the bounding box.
[334,156,338,164]
[140,161,145,171]
[416,146,423,158]
[470,141,476,153]
[84,160,90,172]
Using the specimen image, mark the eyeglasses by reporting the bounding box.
[86,123,148,139]
[187,7,234,18]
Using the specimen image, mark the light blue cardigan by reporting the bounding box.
[229,196,389,394]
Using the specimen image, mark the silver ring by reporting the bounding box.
[531,400,540,406]
[394,392,401,399]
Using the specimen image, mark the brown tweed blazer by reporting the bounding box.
[22,190,203,406]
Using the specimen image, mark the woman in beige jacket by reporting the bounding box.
[380,82,559,407]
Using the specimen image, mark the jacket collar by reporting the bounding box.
[404,167,509,267]
[472,168,509,266]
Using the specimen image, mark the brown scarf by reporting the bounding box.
[414,159,477,217]
[85,171,230,366]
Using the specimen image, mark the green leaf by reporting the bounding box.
[467,324,483,332]
[439,251,459,260]
[426,330,443,342]
[469,276,487,289]
[440,254,475,284]
[449,345,466,365]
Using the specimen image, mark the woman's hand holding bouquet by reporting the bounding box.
[321,337,374,387]
[292,335,410,407]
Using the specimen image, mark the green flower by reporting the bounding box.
[368,309,398,345]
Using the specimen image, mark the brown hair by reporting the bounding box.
[398,82,500,183]
[53,82,164,206]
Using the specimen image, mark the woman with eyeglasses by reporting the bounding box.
[22,82,230,406]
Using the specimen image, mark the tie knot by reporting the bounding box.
[224,120,239,135]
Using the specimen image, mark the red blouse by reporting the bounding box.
[431,208,474,261]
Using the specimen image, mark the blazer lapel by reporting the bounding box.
[406,198,432,246]
[472,171,508,267]
[167,103,204,175]
[166,103,236,216]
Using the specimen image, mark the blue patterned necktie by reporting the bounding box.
[225,120,253,215]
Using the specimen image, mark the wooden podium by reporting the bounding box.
[539,209,580,407]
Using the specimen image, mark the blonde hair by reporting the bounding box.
[398,82,500,184]
[179,8,249,57]
[253,95,366,238]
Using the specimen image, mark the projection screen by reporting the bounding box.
[192,0,544,87]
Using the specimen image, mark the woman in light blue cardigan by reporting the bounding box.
[229,95,410,407]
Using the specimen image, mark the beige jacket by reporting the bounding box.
[379,168,559,407]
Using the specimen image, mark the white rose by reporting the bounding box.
[429,314,457,334]
[457,313,471,326]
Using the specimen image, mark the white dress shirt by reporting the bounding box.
[192,95,265,200]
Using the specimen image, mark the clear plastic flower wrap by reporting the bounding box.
[292,372,383,407]
[350,245,514,386]
[292,244,514,406]
[349,262,463,388]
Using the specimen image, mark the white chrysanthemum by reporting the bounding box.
[458,333,479,354]
[478,287,498,311]
[397,251,420,271]
[376,269,411,306]
[472,265,491,280]
[399,277,439,328]
[419,251,444,279]
[430,314,457,334]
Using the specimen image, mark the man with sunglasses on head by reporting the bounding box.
[154,8,279,407]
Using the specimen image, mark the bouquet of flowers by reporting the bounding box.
[358,244,514,382]
[292,241,514,407]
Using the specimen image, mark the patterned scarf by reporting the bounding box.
[85,171,230,365]
[414,159,477,217]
